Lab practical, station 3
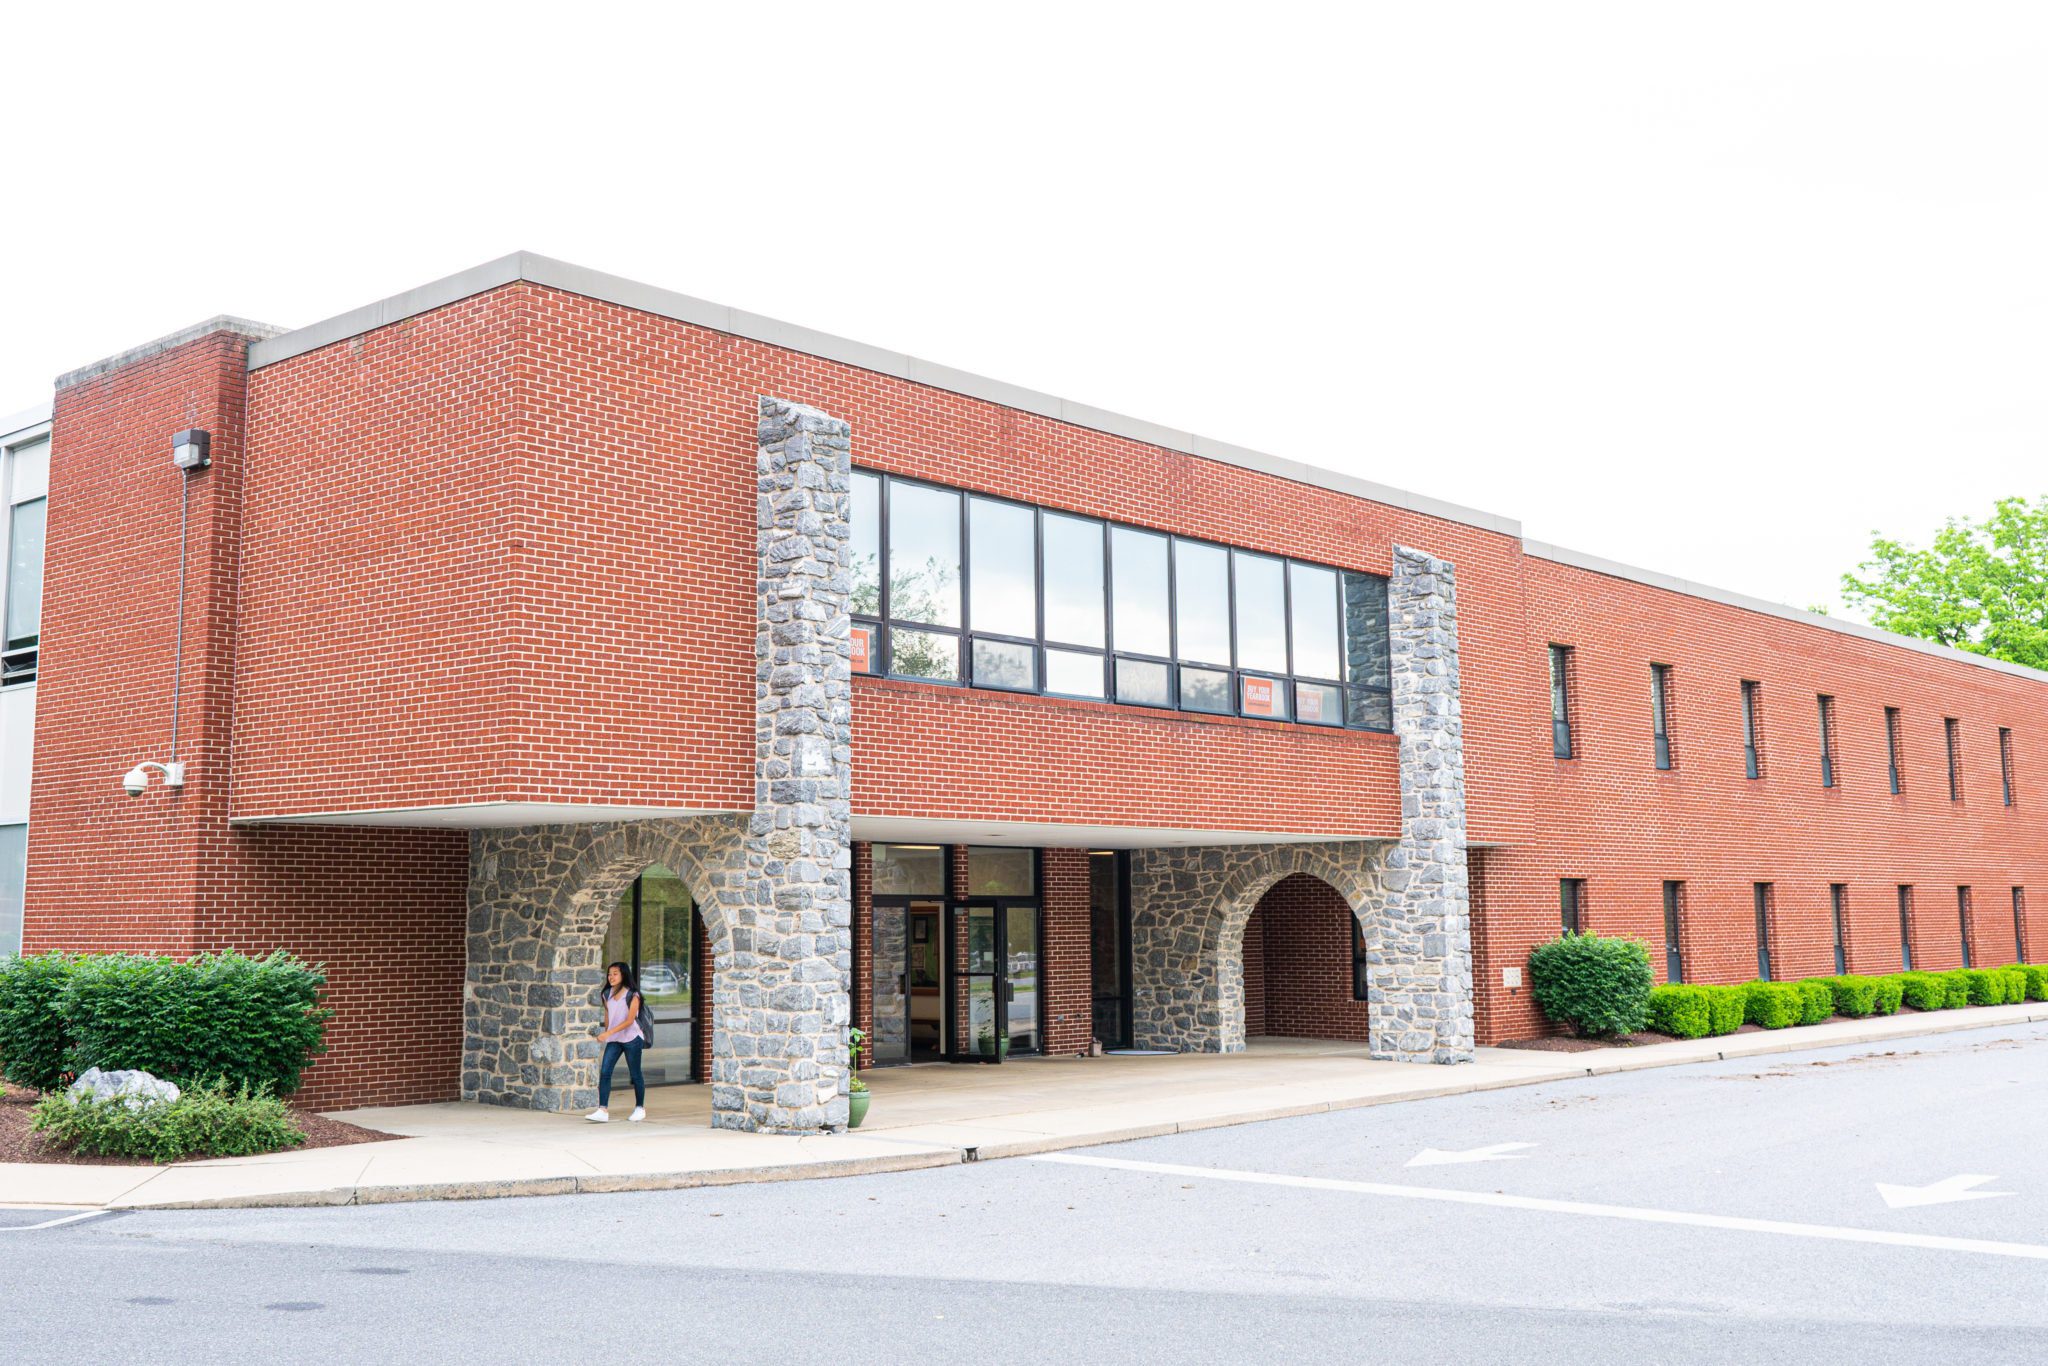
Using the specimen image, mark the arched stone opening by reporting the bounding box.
[464,817,750,1114]
[1240,872,1374,1045]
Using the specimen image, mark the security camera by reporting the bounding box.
[121,761,185,796]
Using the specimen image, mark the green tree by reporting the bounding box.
[1840,495,2048,670]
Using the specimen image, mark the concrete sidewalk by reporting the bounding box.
[6,1002,2043,1211]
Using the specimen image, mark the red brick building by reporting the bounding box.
[10,254,2044,1130]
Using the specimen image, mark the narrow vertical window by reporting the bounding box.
[1817,695,1837,788]
[2015,887,2028,963]
[1549,645,1574,760]
[848,471,881,674]
[1741,681,1764,779]
[1352,917,1370,1002]
[1829,884,1848,975]
[1650,665,1673,770]
[1,434,47,687]
[1958,886,1973,968]
[1559,878,1584,935]
[884,480,963,682]
[1897,885,1914,971]
[1662,881,1684,983]
[1945,718,1962,802]
[0,824,24,959]
[1999,727,2015,807]
[1753,883,1773,980]
[1885,707,1903,795]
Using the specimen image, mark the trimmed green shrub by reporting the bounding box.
[59,951,330,1096]
[0,953,78,1092]
[1870,976,1906,1015]
[1793,980,1834,1025]
[1959,969,2002,1007]
[1818,975,1878,1018]
[1998,967,2029,1004]
[1939,971,1973,1009]
[1744,981,1803,1029]
[2022,965,2048,1003]
[31,1080,305,1163]
[1897,972,1948,1011]
[1705,985,1747,1036]
[1647,984,1713,1039]
[1528,933,1655,1038]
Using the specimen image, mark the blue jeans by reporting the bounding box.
[599,1039,645,1108]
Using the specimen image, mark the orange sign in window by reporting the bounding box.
[1297,685,1323,723]
[1243,676,1276,717]
[851,625,873,674]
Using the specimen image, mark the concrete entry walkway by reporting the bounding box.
[6,1003,2043,1211]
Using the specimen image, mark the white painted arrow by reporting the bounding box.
[1877,1175,2013,1209]
[1406,1142,1538,1167]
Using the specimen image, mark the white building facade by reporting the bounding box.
[0,403,49,956]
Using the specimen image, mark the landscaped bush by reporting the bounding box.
[1871,976,1906,1015]
[0,953,77,1093]
[1793,980,1834,1026]
[1705,985,1747,1036]
[1647,984,1712,1039]
[1744,981,1803,1029]
[1939,971,1973,1009]
[1959,969,2003,1007]
[1897,972,1948,1011]
[59,951,330,1096]
[2023,965,2048,1003]
[31,1080,305,1162]
[1528,933,1654,1037]
[1997,967,2029,1004]
[1818,975,1879,1018]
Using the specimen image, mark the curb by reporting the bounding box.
[41,1007,2048,1212]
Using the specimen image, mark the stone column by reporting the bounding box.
[716,397,857,1131]
[1376,544,1476,1063]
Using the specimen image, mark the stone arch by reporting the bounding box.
[1132,841,1393,1056]
[463,816,752,1112]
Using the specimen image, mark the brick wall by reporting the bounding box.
[1041,848,1092,1056]
[26,326,469,1109]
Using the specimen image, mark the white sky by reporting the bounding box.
[5,3,2044,615]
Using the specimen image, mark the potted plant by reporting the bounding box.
[976,1025,1009,1060]
[846,1027,870,1129]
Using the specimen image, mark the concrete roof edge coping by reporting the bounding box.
[1524,539,2048,686]
[1,401,52,441]
[243,251,1525,540]
[55,316,289,392]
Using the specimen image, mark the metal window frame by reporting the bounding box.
[1650,664,1673,770]
[1559,877,1584,935]
[1088,851,1135,1050]
[1830,883,1848,975]
[1741,681,1762,780]
[1958,885,1973,968]
[1945,717,1962,802]
[2000,726,2015,807]
[1550,644,1574,760]
[1898,884,1914,971]
[1753,882,1774,980]
[852,466,1394,733]
[1,425,51,689]
[1885,706,1903,795]
[607,871,703,1087]
[2015,886,2028,963]
[1662,880,1684,983]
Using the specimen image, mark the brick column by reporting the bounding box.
[714,396,857,1132]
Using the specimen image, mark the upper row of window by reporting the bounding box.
[848,471,1394,730]
[1548,645,2018,806]
[0,432,46,689]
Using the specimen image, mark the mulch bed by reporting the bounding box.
[1497,1022,1787,1051]
[0,1087,400,1167]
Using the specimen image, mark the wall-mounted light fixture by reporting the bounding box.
[171,428,210,471]
[122,761,186,797]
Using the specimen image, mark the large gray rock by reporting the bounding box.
[68,1067,181,1112]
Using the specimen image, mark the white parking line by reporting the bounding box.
[1031,1153,2048,1263]
[0,1210,109,1233]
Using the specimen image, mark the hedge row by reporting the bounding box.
[0,951,330,1095]
[1644,965,2041,1041]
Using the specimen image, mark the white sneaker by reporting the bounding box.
[628,1107,646,1123]
[585,1108,609,1123]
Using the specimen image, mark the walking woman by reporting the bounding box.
[587,960,647,1123]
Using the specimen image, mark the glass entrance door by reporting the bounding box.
[945,903,1040,1061]
[949,904,1003,1060]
